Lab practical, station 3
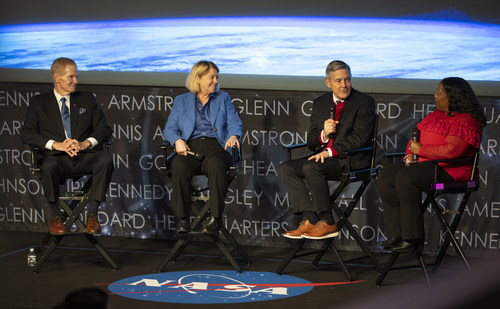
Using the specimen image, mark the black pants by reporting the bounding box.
[40,151,114,213]
[170,138,233,219]
[377,161,453,240]
[279,157,343,215]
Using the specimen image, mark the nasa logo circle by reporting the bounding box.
[108,270,313,304]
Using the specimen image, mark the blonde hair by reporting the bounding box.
[185,60,219,93]
[50,57,76,79]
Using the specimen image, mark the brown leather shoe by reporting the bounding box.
[86,214,101,234]
[283,219,315,239]
[50,216,66,235]
[302,221,339,239]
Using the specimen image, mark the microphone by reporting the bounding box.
[412,128,420,162]
[187,150,204,160]
[328,103,336,141]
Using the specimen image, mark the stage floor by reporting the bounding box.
[1,231,498,308]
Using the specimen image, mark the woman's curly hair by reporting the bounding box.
[441,77,487,129]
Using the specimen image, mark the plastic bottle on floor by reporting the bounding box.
[27,248,36,267]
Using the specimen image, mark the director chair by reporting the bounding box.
[376,148,481,287]
[157,142,251,273]
[28,144,117,273]
[276,116,382,281]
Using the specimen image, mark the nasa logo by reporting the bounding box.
[108,270,314,304]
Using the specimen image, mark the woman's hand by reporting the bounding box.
[225,135,240,150]
[404,141,422,166]
[174,139,190,156]
[308,151,330,163]
[404,154,414,166]
[409,141,422,155]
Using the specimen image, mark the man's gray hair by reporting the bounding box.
[325,60,351,77]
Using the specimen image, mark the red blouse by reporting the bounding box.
[405,110,482,180]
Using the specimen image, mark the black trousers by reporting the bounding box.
[170,138,233,219]
[377,161,453,240]
[40,151,114,211]
[279,157,343,215]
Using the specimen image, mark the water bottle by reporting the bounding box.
[27,248,36,267]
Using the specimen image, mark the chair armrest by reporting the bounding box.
[160,142,241,175]
[103,140,111,155]
[346,146,372,155]
[283,143,307,150]
[426,157,476,183]
[228,146,240,178]
[346,146,374,173]
[29,145,40,174]
[283,143,311,161]
[284,142,375,171]
[161,141,176,173]
[383,152,477,183]
[426,157,474,165]
[384,152,405,158]
[230,146,241,168]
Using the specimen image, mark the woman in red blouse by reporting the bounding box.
[377,77,486,252]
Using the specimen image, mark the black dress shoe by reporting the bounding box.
[177,219,190,233]
[202,216,219,233]
[379,237,402,250]
[392,240,423,253]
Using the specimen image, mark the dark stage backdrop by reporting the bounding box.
[1,82,499,257]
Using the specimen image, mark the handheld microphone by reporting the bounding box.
[187,150,204,160]
[412,128,420,162]
[328,104,336,141]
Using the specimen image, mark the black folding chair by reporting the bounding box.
[157,142,251,273]
[276,117,382,281]
[28,143,117,273]
[376,148,481,287]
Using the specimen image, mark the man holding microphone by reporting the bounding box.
[279,60,376,239]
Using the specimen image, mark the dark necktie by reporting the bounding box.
[60,97,71,138]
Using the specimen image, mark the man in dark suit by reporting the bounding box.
[20,57,113,234]
[280,60,376,239]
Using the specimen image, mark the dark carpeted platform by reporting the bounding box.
[1,231,498,308]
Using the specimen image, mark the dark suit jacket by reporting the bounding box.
[307,88,376,170]
[20,91,112,158]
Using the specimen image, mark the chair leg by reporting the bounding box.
[415,251,431,287]
[158,237,192,272]
[339,219,383,273]
[211,235,242,273]
[219,225,252,265]
[376,252,400,287]
[159,197,251,272]
[329,242,353,282]
[35,233,53,254]
[431,197,471,272]
[276,239,306,275]
[330,181,383,274]
[84,234,118,270]
[432,218,470,272]
[311,240,329,266]
[309,240,353,281]
[32,235,63,273]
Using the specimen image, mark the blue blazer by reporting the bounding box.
[163,91,243,152]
